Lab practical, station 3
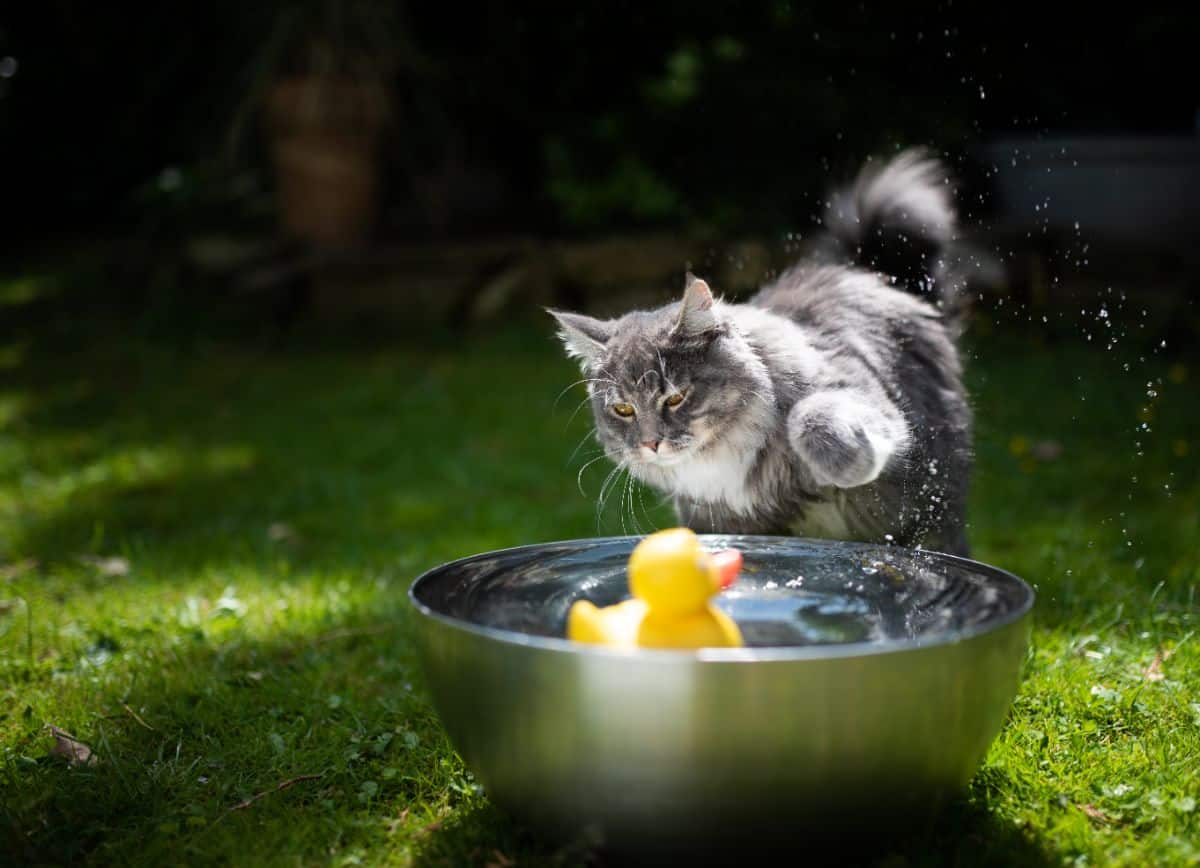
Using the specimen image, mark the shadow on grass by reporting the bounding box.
[865,790,1056,868]
[411,802,584,868]
[2,613,451,866]
[412,783,1056,868]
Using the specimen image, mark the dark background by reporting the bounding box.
[2,3,1196,241]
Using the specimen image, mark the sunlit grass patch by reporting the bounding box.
[1,312,1197,866]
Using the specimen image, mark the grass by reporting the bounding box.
[1,277,1198,866]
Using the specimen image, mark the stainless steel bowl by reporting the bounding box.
[408,536,1033,852]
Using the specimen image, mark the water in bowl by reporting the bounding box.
[715,586,880,645]
[442,535,1012,648]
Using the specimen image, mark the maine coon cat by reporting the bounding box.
[550,149,973,555]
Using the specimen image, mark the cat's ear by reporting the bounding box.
[548,309,612,368]
[674,272,721,336]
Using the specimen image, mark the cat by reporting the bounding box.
[550,149,973,555]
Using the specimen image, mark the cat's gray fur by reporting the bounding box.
[550,149,972,555]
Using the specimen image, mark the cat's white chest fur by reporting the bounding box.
[664,445,759,515]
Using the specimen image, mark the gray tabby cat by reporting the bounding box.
[550,149,973,555]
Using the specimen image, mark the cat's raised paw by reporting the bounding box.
[787,392,905,488]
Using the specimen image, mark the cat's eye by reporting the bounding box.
[664,392,685,408]
[612,403,636,418]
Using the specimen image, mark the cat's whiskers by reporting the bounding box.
[595,448,655,536]
[656,350,671,387]
[657,350,683,397]
[564,394,594,429]
[635,368,658,388]
[595,459,629,531]
[552,377,617,410]
[619,469,631,535]
[575,451,610,496]
[633,474,658,532]
[566,426,599,466]
[628,468,648,535]
[612,468,625,534]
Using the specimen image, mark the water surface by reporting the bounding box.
[416,535,1028,649]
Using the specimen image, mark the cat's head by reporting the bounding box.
[550,275,775,477]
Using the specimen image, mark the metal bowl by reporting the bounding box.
[408,536,1033,852]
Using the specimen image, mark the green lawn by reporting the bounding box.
[1,281,1197,866]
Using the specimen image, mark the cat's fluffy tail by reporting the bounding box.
[816,148,970,332]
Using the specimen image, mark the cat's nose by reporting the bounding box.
[642,439,660,453]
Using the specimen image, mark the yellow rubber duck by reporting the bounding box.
[567,528,744,649]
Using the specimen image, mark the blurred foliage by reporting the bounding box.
[127,164,273,237]
[544,142,683,229]
[0,3,1194,240]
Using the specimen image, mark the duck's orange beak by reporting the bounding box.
[708,549,743,591]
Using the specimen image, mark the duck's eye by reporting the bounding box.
[612,403,636,418]
[664,392,685,408]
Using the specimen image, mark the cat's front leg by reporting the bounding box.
[787,390,909,488]
[674,496,720,533]
[674,497,770,535]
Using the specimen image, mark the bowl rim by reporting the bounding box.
[407,534,1035,662]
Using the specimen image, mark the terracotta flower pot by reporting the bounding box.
[265,78,388,247]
